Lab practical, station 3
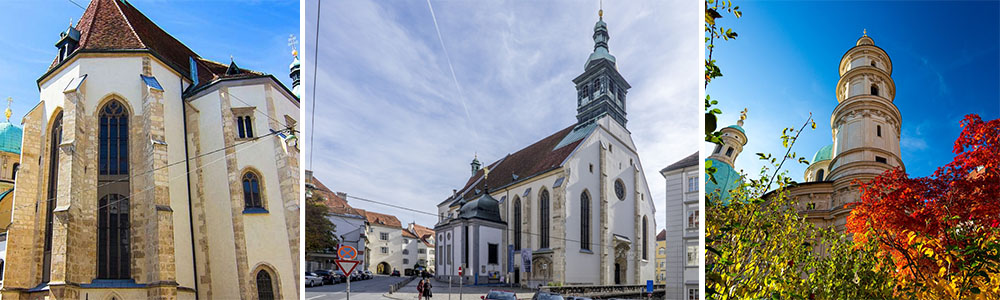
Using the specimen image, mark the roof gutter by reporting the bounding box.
[180,77,201,300]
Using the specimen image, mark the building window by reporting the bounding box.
[870,84,879,96]
[877,125,882,137]
[236,114,254,139]
[381,247,389,254]
[403,259,409,264]
[488,243,498,264]
[97,194,130,279]
[513,197,522,250]
[687,177,698,192]
[581,191,591,251]
[99,100,129,175]
[875,156,888,164]
[404,239,409,244]
[589,164,594,173]
[42,113,63,283]
[540,189,550,249]
[870,60,877,68]
[713,144,721,154]
[11,162,18,180]
[687,210,699,229]
[686,245,697,266]
[418,249,425,254]
[403,249,409,255]
[381,232,389,240]
[659,247,665,255]
[807,202,817,210]
[256,270,275,300]
[817,169,825,181]
[688,288,698,300]
[614,179,626,201]
[642,216,649,260]
[448,245,452,261]
[725,147,734,157]
[242,171,264,210]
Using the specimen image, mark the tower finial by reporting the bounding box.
[599,0,603,19]
[863,28,867,36]
[737,108,747,127]
[5,97,12,122]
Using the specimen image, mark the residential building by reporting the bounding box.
[661,152,699,299]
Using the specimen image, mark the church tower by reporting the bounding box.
[290,49,302,98]
[572,8,631,128]
[827,31,904,182]
[708,110,748,167]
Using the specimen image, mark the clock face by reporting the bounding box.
[614,179,626,200]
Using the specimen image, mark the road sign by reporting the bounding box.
[458,266,463,276]
[335,259,361,275]
[338,245,358,260]
[646,280,654,293]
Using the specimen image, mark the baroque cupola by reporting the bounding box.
[572,7,631,128]
[828,30,904,182]
[708,109,748,167]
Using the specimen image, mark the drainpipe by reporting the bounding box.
[181,78,200,300]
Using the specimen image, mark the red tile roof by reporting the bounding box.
[364,211,402,228]
[308,176,364,217]
[449,124,582,204]
[49,0,263,90]
[410,223,435,240]
[656,229,666,241]
[401,230,418,239]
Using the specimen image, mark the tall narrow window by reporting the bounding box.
[725,147,734,157]
[42,112,63,283]
[97,194,130,279]
[256,270,275,300]
[236,114,254,139]
[580,191,591,251]
[11,163,17,180]
[237,116,246,138]
[877,125,882,137]
[242,171,264,209]
[817,169,825,181]
[642,216,648,260]
[539,189,550,249]
[98,100,131,279]
[513,197,521,250]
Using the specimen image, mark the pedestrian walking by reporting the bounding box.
[423,280,433,299]
[417,279,425,299]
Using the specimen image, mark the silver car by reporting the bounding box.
[305,272,323,287]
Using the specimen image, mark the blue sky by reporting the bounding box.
[306,0,699,229]
[0,0,299,124]
[707,1,1000,183]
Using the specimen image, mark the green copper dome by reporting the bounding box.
[812,144,833,163]
[706,158,741,205]
[725,124,745,134]
[0,122,22,154]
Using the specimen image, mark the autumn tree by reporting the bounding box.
[848,114,1000,298]
[305,183,339,253]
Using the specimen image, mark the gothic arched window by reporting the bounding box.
[581,191,591,251]
[256,269,275,300]
[243,171,264,209]
[513,197,522,250]
[42,111,63,283]
[97,100,131,279]
[539,189,550,249]
[98,193,130,279]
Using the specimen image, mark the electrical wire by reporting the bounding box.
[308,0,322,170]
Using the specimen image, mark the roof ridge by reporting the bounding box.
[110,0,147,49]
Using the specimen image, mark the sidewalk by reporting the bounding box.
[384,278,535,300]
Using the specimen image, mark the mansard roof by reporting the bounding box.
[661,151,699,174]
[442,124,585,206]
[43,0,265,91]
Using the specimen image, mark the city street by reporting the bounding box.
[305,275,409,300]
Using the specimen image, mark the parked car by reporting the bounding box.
[312,269,336,284]
[531,292,565,300]
[351,270,364,281]
[390,270,401,277]
[305,272,323,287]
[565,297,593,300]
[334,270,348,282]
[364,270,374,279]
[483,290,517,300]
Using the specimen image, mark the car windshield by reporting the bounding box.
[486,291,516,300]
[537,293,564,300]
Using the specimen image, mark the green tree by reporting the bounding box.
[305,185,339,253]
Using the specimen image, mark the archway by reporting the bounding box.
[614,242,630,285]
[377,262,391,275]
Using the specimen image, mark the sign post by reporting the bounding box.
[336,245,360,300]
[459,265,464,300]
[646,280,654,299]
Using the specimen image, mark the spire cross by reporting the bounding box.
[288,34,299,56]
[5,97,12,122]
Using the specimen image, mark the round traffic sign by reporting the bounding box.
[338,245,358,260]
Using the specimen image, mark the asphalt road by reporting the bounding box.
[305,275,409,300]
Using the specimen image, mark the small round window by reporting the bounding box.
[614,179,626,200]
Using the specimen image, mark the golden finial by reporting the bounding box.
[737,108,748,127]
[598,0,603,19]
[5,97,12,122]
[863,28,867,36]
[292,49,298,57]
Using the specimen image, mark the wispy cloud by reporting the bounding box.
[306,0,699,229]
